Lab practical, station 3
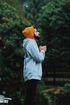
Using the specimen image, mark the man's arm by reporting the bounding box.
[27,41,45,63]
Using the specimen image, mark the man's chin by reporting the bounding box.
[34,35,40,40]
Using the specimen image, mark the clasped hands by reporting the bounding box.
[39,45,47,52]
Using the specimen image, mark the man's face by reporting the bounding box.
[34,29,40,39]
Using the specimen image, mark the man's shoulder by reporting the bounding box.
[23,38,36,48]
[24,38,36,44]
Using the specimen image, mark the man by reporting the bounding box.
[22,26,47,105]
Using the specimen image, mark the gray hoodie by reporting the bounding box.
[23,38,45,81]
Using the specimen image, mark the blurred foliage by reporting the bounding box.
[23,0,51,26]
[0,1,27,96]
[0,0,70,105]
[38,83,70,105]
[37,0,70,75]
[3,0,23,17]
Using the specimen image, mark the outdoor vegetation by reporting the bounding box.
[0,0,70,105]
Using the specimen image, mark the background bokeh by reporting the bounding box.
[0,0,70,105]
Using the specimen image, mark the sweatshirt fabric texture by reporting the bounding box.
[23,38,45,82]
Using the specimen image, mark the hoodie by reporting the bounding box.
[22,26,45,81]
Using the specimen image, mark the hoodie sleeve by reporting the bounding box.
[26,40,45,63]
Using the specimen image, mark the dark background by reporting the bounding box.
[0,0,70,105]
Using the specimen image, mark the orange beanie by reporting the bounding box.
[22,26,35,39]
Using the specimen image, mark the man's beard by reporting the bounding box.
[34,34,40,40]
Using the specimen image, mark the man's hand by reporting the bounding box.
[39,45,47,52]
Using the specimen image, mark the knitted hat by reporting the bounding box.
[22,26,35,39]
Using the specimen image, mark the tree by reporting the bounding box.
[23,0,50,26]
[0,1,26,94]
[3,0,23,17]
[38,0,70,78]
